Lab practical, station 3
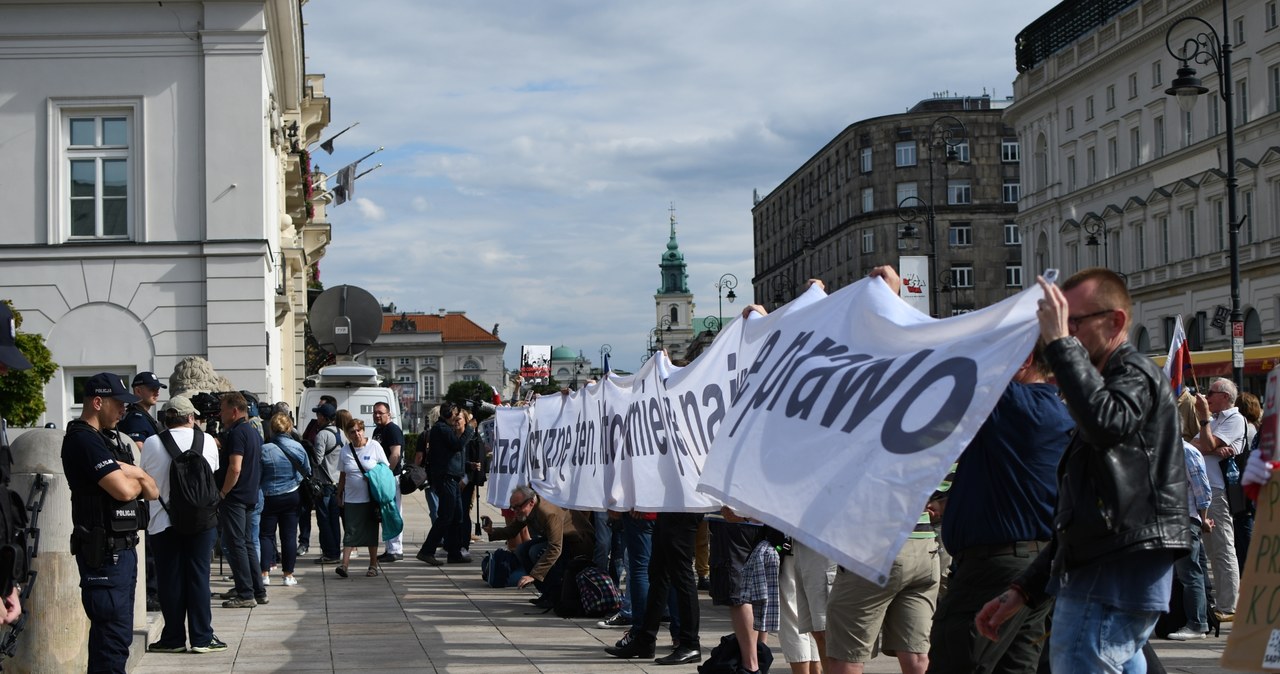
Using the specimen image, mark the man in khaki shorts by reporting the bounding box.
[826,514,939,674]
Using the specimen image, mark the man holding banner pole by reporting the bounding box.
[976,269,1190,674]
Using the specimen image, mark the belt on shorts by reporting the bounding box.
[955,539,1048,563]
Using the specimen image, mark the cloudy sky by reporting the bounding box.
[304,0,1058,373]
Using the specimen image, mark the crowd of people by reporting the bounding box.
[44,264,1276,674]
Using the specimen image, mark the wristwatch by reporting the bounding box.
[1200,419,1211,426]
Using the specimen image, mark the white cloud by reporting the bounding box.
[305,0,1060,370]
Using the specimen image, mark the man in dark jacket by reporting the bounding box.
[416,402,467,565]
[977,268,1190,673]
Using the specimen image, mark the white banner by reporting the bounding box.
[696,275,1043,584]
[488,407,531,507]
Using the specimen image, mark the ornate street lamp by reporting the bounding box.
[895,115,968,318]
[598,343,611,376]
[1165,2,1243,391]
[714,273,738,334]
[770,275,797,310]
[1081,213,1108,269]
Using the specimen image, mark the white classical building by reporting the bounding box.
[0,0,332,427]
[1008,0,1280,389]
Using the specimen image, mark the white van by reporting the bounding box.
[296,364,401,435]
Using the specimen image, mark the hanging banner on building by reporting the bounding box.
[696,275,1043,585]
[519,345,552,384]
[898,255,931,316]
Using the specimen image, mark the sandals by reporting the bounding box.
[366,566,380,577]
[335,566,348,578]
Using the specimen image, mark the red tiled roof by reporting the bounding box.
[379,313,503,343]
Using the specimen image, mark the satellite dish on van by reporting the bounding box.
[309,285,382,359]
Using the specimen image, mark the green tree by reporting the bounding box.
[0,302,59,426]
[444,380,496,421]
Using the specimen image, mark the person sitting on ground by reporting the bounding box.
[336,418,388,579]
[483,485,595,609]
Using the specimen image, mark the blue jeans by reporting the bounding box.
[250,491,263,568]
[1173,525,1208,632]
[425,485,439,524]
[315,485,342,559]
[151,527,217,648]
[624,516,654,629]
[220,499,266,600]
[1049,594,1159,674]
[516,537,565,597]
[77,546,137,674]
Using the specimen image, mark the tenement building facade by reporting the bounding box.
[752,95,1023,317]
[1007,0,1280,387]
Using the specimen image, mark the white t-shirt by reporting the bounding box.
[139,427,220,535]
[1199,406,1246,490]
[339,439,387,504]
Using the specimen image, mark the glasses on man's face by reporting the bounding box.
[509,499,528,510]
[1067,309,1114,331]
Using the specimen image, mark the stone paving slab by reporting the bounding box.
[132,485,1238,673]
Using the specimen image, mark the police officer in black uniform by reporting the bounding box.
[62,373,158,674]
[116,371,166,611]
[0,302,33,625]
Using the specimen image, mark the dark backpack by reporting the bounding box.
[157,430,220,534]
[697,633,774,674]
[481,548,524,588]
[307,427,342,488]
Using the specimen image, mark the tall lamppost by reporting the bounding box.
[897,115,968,317]
[770,276,796,310]
[598,343,611,376]
[1081,212,1109,269]
[1165,2,1243,391]
[714,273,738,333]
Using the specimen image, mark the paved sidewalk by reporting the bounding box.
[135,486,1236,673]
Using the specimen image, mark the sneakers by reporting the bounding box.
[255,595,269,605]
[377,552,403,563]
[283,575,298,587]
[222,596,256,609]
[314,555,340,564]
[147,641,187,653]
[596,612,629,629]
[191,637,228,654]
[1167,626,1207,641]
[297,543,309,556]
[417,551,442,566]
[262,574,271,586]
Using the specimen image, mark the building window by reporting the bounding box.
[1184,208,1197,257]
[395,375,412,383]
[1106,85,1116,110]
[1210,91,1222,135]
[1152,61,1163,87]
[1213,199,1225,250]
[1135,223,1146,269]
[1004,222,1021,245]
[861,229,875,254]
[462,375,480,382]
[398,357,411,366]
[1238,79,1249,125]
[1067,155,1077,191]
[1066,105,1075,130]
[1159,216,1170,264]
[896,182,917,206]
[1234,16,1246,44]
[860,147,872,173]
[951,139,970,163]
[424,356,437,365]
[1182,110,1193,147]
[462,358,481,370]
[1002,181,1021,203]
[1129,127,1141,168]
[1107,137,1118,176]
[1128,73,1138,99]
[374,357,387,366]
[895,141,917,167]
[1085,95,1095,120]
[421,375,437,398]
[947,180,971,205]
[1153,116,1165,158]
[1086,147,1097,184]
[56,103,141,241]
[1001,139,1020,162]
[1243,189,1254,243]
[1271,65,1280,113]
[951,266,974,289]
[1005,265,1023,287]
[1267,1,1278,29]
[861,187,874,213]
[949,223,973,246]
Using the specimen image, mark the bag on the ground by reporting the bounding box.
[481,548,524,588]
[157,430,220,534]
[697,632,773,674]
[575,565,621,617]
[400,463,428,495]
[554,556,596,618]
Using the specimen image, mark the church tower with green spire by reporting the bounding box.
[654,204,695,362]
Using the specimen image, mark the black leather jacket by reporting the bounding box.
[1016,338,1191,603]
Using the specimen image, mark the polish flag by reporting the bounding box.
[1163,314,1193,396]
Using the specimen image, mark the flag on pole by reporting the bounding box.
[1163,314,1193,395]
[602,351,611,375]
[333,162,357,206]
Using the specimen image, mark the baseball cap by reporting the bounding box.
[0,304,32,371]
[131,372,167,390]
[85,373,141,404]
[162,395,198,417]
[312,403,337,419]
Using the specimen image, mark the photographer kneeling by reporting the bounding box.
[483,485,594,609]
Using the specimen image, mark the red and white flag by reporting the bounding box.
[1163,314,1193,395]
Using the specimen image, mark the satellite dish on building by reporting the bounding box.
[309,285,382,360]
